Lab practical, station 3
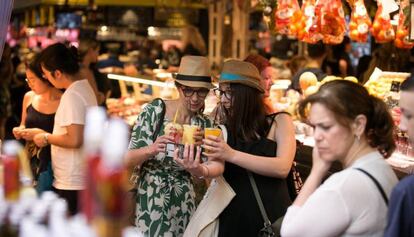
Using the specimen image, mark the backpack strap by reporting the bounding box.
[151,98,166,142]
[354,168,388,206]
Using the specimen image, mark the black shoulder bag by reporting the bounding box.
[248,171,283,237]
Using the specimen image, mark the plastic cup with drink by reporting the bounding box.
[204,127,222,153]
[182,124,200,145]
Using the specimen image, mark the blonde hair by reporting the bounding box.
[182,25,207,56]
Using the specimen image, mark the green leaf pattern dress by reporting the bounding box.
[129,99,213,237]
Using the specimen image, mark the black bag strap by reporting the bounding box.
[266,112,291,136]
[354,168,388,206]
[247,171,273,229]
[151,98,166,142]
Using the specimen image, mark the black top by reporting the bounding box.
[218,115,292,237]
[25,104,54,175]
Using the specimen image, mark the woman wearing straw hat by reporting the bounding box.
[125,56,224,236]
[178,59,296,236]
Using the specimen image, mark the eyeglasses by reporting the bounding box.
[180,87,210,98]
[214,88,232,99]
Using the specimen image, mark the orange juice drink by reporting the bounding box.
[204,127,222,153]
[182,125,199,145]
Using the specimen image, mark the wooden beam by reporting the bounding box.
[208,0,225,70]
[231,0,249,59]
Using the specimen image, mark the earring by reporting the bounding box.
[355,134,360,141]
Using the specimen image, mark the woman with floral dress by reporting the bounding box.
[125,56,224,236]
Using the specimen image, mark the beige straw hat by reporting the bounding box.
[173,56,215,89]
[219,59,264,93]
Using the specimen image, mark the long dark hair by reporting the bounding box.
[226,83,268,142]
[298,80,395,157]
[39,43,80,75]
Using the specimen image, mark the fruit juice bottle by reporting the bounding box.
[2,141,22,202]
[94,118,129,237]
[81,106,107,223]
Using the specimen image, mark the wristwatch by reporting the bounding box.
[43,133,49,145]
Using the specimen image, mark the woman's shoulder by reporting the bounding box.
[267,111,291,118]
[267,112,293,127]
[149,98,166,106]
[323,167,380,194]
[24,90,35,100]
[138,98,168,119]
[23,91,35,107]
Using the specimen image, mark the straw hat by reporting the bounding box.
[219,59,264,93]
[173,55,214,89]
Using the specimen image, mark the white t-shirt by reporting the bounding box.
[52,79,97,190]
[281,151,398,237]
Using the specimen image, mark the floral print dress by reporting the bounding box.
[129,99,213,237]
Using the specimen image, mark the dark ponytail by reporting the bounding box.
[365,96,395,158]
[38,43,80,75]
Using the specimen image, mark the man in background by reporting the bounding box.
[385,75,414,237]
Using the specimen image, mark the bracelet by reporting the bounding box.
[43,133,49,145]
[198,165,209,179]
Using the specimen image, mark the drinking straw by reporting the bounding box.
[173,108,179,124]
